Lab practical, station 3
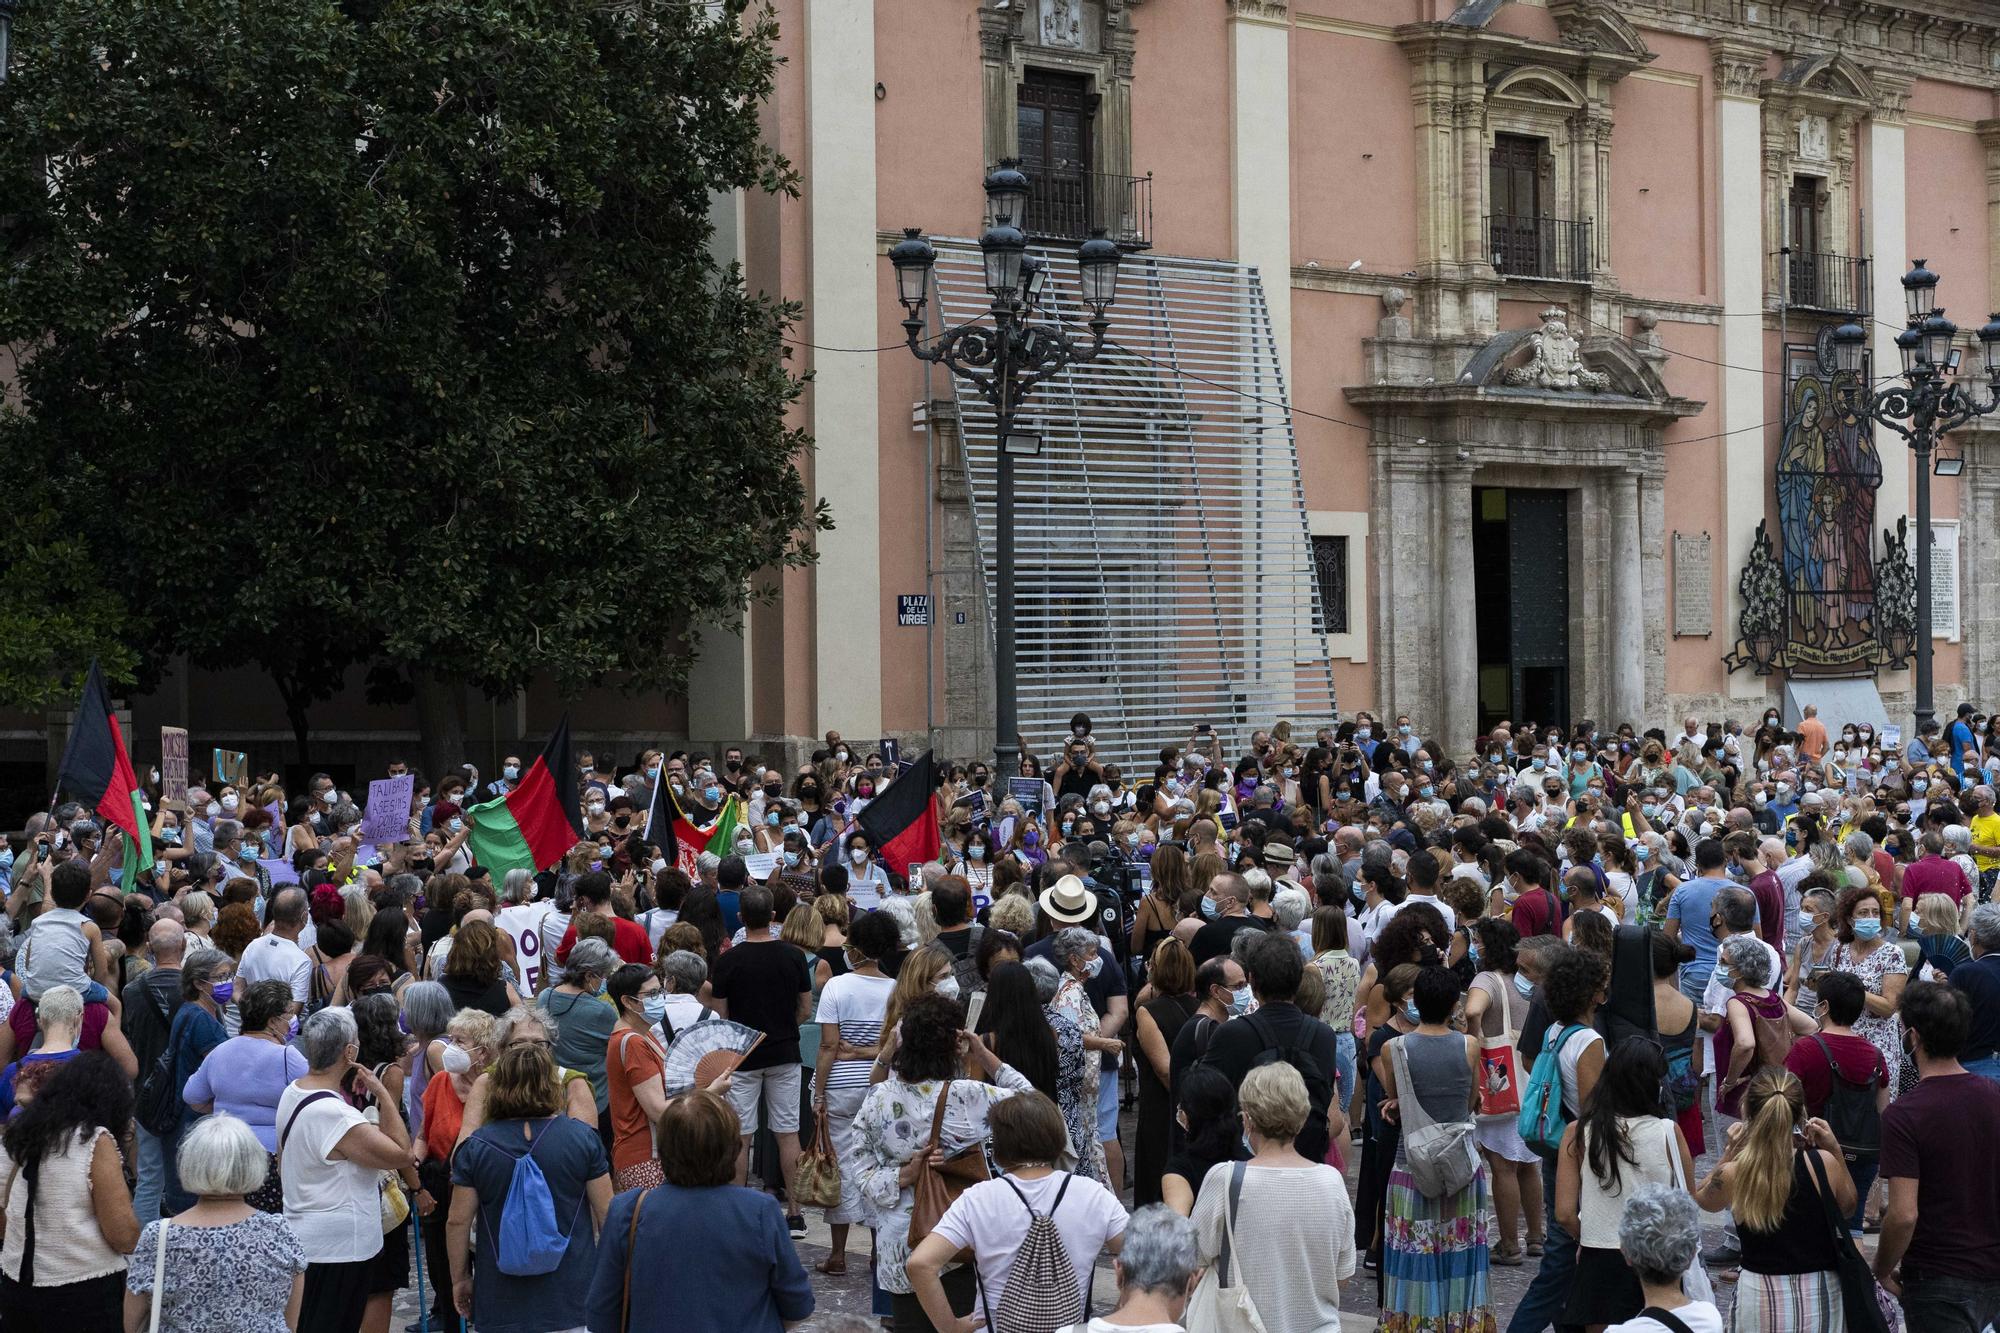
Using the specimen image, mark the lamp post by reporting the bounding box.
[891,161,1123,774]
[1831,259,2000,735]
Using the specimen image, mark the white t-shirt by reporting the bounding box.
[238,933,313,1004]
[932,1172,1128,1322]
[1404,893,1456,934]
[814,972,896,1093]
[275,1085,382,1263]
[1604,871,1639,921]
[495,902,556,994]
[1605,1302,1723,1333]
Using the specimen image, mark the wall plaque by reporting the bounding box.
[1674,531,1712,637]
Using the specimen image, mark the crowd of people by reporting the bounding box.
[0,704,1999,1333]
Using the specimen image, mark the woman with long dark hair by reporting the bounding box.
[356,908,414,996]
[1133,937,1199,1207]
[1160,1063,1238,1216]
[976,961,1058,1100]
[1555,1038,1695,1332]
[0,1052,141,1327]
[678,886,728,959]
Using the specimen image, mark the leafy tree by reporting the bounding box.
[0,0,821,773]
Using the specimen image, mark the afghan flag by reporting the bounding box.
[647,778,747,878]
[53,660,152,884]
[464,716,586,875]
[857,749,942,875]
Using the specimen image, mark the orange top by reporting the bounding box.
[608,1026,666,1175]
[422,1067,468,1161]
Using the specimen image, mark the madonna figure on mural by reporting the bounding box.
[1776,384,1826,643]
[1831,379,1881,637]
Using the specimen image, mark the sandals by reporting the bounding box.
[1492,1244,1524,1267]
[815,1256,848,1276]
[1525,1239,1545,1257]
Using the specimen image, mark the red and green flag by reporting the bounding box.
[464,716,586,875]
[53,660,152,885]
[646,777,747,877]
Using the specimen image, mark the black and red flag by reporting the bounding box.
[857,748,943,874]
[53,660,152,878]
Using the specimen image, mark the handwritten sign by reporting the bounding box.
[212,748,248,787]
[160,728,188,812]
[360,775,414,846]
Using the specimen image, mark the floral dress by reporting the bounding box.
[126,1211,306,1333]
[849,1065,1033,1293]
[1044,1007,1108,1185]
[1313,948,1361,1029]
[1832,939,1909,1087]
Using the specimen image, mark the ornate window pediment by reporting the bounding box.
[1546,0,1654,62]
[1489,66,1587,108]
[1774,52,1874,107]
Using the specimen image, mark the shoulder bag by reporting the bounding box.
[1477,974,1522,1116]
[620,1189,651,1333]
[1801,1146,1898,1333]
[147,1219,170,1333]
[793,1108,843,1210]
[1388,1036,1479,1198]
[1182,1161,1268,1333]
[906,1080,992,1259]
[1660,1118,1715,1305]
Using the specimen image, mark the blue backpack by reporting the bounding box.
[1517,1023,1587,1155]
[490,1119,582,1276]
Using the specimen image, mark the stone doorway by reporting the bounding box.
[1473,486,1572,732]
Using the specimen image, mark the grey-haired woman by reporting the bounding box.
[1602,1185,1722,1333]
[537,938,619,1143]
[126,1113,306,1333]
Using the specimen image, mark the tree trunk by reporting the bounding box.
[412,669,469,784]
[272,673,314,769]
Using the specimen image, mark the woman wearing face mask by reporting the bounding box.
[603,963,672,1190]
[159,950,236,1214]
[411,1007,494,1333]
[1022,956,1108,1187]
[536,939,620,1140]
[1356,963,1422,1274]
[1827,886,1908,1092]
[1782,880,1843,1013]
[1462,918,1542,1266]
[841,834,892,906]
[180,979,307,1214]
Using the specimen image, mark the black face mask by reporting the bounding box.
[764,785,782,798]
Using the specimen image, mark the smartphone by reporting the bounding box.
[1196,723,1212,735]
[964,990,987,1033]
[907,862,924,892]
[36,845,50,863]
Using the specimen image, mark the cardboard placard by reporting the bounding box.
[360,774,415,846]
[211,748,249,787]
[160,728,189,812]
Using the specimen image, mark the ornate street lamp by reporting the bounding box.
[1831,261,2000,734]
[894,173,1122,772]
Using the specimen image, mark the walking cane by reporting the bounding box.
[413,1217,428,1333]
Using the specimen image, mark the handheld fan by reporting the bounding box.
[662,1018,765,1094]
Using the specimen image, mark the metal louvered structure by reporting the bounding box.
[930,241,1336,771]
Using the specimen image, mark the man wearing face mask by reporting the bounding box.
[1201,932,1344,1163]
[482,756,521,800]
[1188,872,1277,966]
[1166,954,1248,1153]
[707,885,813,1232]
[1054,741,1103,804]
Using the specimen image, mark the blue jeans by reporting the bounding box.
[1333,1031,1358,1113]
[132,1124,165,1225]
[1844,1155,1878,1235]
[1900,1272,2000,1333]
[1964,1054,2000,1084]
[1505,1152,1578,1333]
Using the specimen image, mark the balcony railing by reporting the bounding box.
[1785,251,1871,317]
[1487,214,1593,282]
[1015,169,1153,251]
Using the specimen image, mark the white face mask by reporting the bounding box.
[219,794,239,813]
[441,1043,474,1076]
[849,847,869,865]
[586,801,606,816]
[650,857,668,875]
[204,801,221,820]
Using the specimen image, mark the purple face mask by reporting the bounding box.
[1235,779,1257,800]
[1024,830,1040,849]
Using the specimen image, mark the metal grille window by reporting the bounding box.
[1312,535,1349,635]
[929,244,1336,770]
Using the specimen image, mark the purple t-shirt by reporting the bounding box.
[183,1036,310,1151]
[1880,1072,2000,1280]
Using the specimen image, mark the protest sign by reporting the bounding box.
[160,728,188,812]
[360,774,415,846]
[212,748,248,786]
[259,858,299,886]
[1008,777,1044,817]
[1882,725,1902,751]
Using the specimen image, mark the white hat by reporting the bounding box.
[1037,874,1095,924]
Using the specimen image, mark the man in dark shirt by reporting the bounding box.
[1729,832,1787,953]
[123,918,185,1223]
[709,885,812,1233]
[1952,903,2000,1082]
[1875,980,2000,1332]
[1189,871,1276,965]
[1506,849,1564,940]
[1166,955,1246,1156]
[1201,933,1342,1162]
[926,878,985,996]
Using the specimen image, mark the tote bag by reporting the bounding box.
[1183,1162,1268,1333]
[1477,974,1523,1117]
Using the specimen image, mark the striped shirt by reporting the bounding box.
[814,971,895,1092]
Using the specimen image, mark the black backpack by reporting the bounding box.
[1811,1035,1881,1161]
[1245,1010,1333,1161]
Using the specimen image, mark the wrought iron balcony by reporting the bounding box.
[1785,251,1871,317]
[1013,168,1153,252]
[1487,213,1593,282]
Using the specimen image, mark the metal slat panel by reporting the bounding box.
[931,243,1336,770]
